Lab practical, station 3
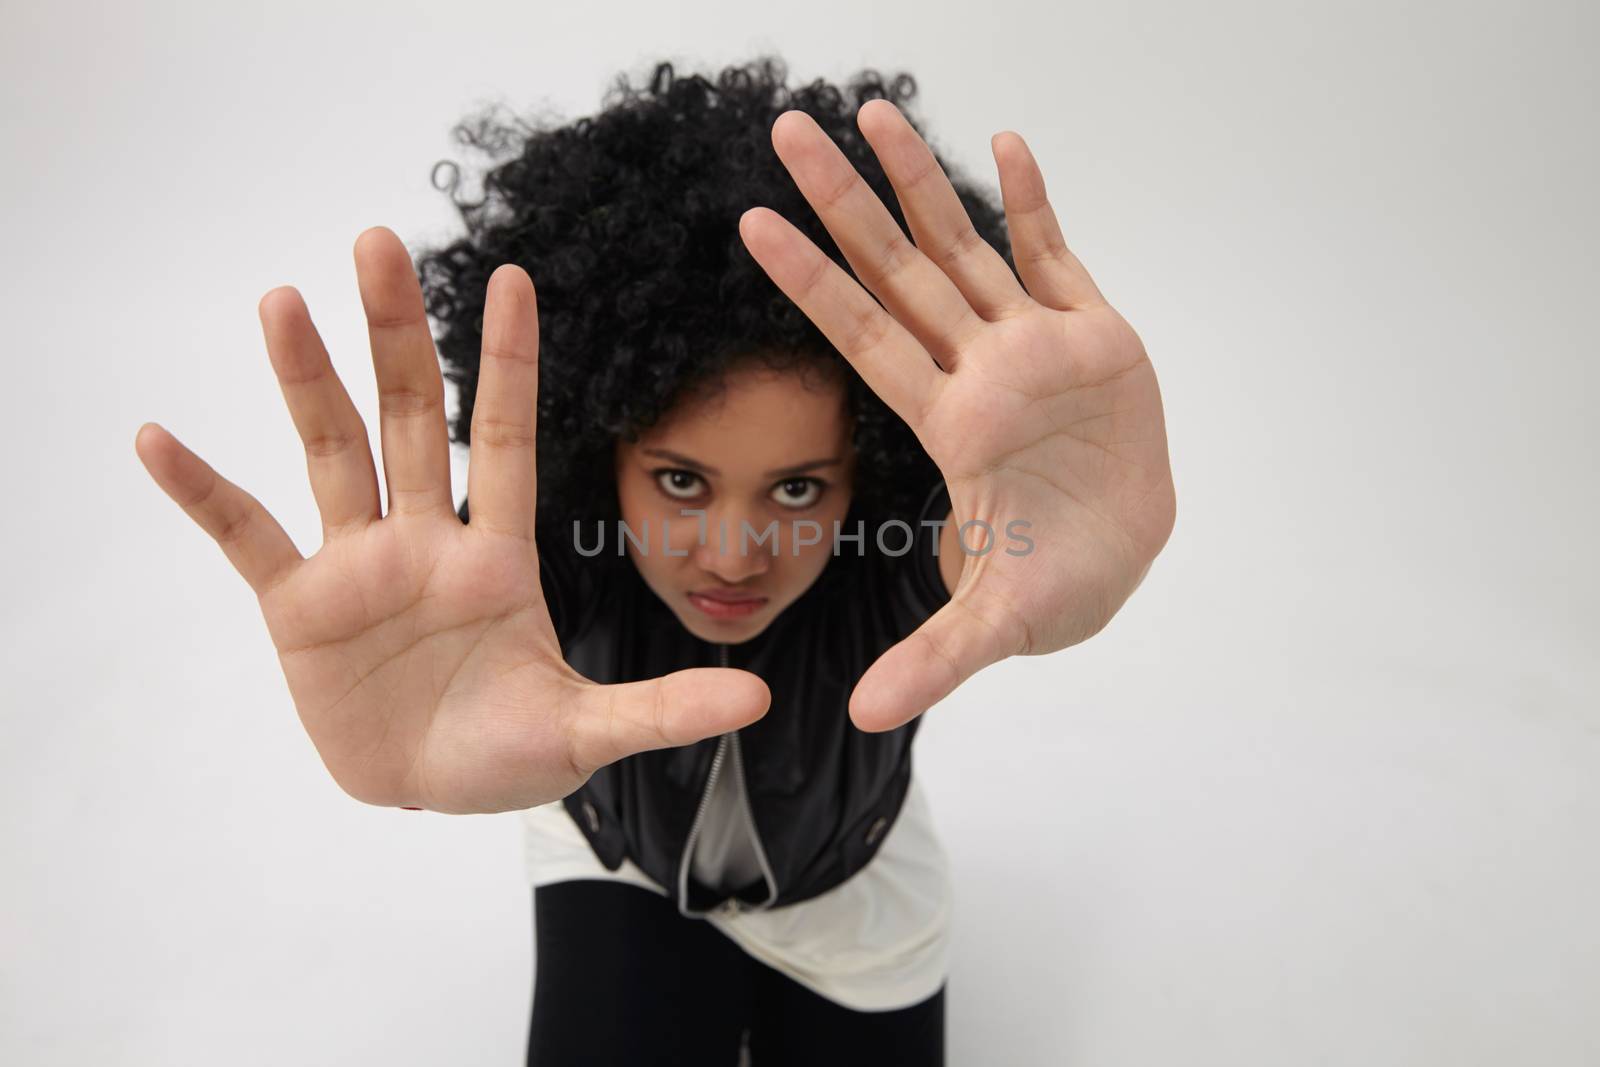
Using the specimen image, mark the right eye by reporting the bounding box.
[654,469,705,500]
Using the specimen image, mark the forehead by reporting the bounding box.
[638,362,851,458]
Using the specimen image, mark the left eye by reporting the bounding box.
[770,478,822,509]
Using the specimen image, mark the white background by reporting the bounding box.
[3,0,1596,1063]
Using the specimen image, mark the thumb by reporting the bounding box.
[848,596,1017,733]
[567,668,771,773]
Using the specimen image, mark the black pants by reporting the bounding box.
[528,878,946,1066]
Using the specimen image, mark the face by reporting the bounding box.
[614,358,856,644]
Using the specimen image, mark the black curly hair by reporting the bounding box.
[415,53,1015,540]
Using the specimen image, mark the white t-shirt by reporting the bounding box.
[521,774,951,1012]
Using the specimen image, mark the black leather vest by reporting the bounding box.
[457,480,952,915]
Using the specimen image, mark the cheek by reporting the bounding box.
[616,468,652,518]
[617,476,701,563]
[788,500,851,574]
[617,474,664,531]
[615,477,664,577]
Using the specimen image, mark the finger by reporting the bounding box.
[353,226,454,517]
[134,422,304,596]
[769,109,987,371]
[566,669,771,773]
[464,264,540,542]
[258,287,382,534]
[990,132,1107,310]
[738,206,944,431]
[856,100,1032,321]
[847,593,1021,733]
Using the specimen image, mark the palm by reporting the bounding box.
[256,514,570,814]
[738,101,1176,730]
[135,227,768,813]
[923,306,1171,655]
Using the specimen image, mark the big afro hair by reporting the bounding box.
[414,53,1016,538]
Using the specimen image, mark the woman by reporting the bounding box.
[133,55,1175,1065]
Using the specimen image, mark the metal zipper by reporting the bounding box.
[673,641,780,917]
[728,720,781,912]
[675,731,729,918]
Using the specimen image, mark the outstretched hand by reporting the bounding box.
[739,101,1176,732]
[135,227,769,813]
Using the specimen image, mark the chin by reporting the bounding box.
[674,602,776,645]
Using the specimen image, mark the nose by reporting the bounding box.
[690,505,773,585]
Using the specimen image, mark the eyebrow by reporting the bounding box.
[640,447,845,479]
